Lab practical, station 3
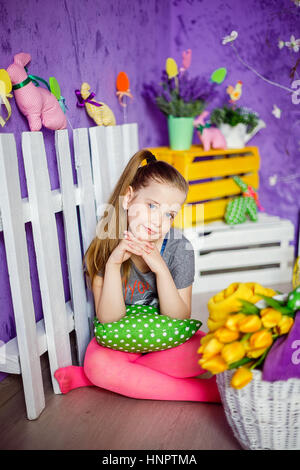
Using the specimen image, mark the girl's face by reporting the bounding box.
[123,181,186,241]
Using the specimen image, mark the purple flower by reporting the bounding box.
[143,82,162,102]
[177,72,217,102]
[161,88,172,102]
[143,66,219,114]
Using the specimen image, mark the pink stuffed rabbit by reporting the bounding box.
[194,111,226,151]
[7,53,67,131]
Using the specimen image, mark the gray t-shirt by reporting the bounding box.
[97,227,195,308]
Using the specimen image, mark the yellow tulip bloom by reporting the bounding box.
[221,341,245,364]
[224,283,240,297]
[213,291,225,302]
[249,329,273,350]
[214,327,240,343]
[199,333,215,346]
[238,315,262,333]
[240,338,251,352]
[165,58,178,79]
[199,337,224,359]
[207,317,226,332]
[245,283,277,304]
[275,316,294,335]
[207,283,254,321]
[225,313,246,331]
[198,333,215,354]
[199,354,228,375]
[231,367,253,389]
[260,307,276,317]
[246,347,268,359]
[261,309,282,328]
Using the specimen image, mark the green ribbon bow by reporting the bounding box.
[12,67,51,91]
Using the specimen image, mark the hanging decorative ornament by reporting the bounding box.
[272,104,281,119]
[49,76,67,114]
[222,31,295,95]
[0,69,13,127]
[116,72,133,124]
[180,49,192,72]
[222,31,238,45]
[165,58,178,79]
[226,80,243,104]
[211,67,227,84]
[76,82,116,126]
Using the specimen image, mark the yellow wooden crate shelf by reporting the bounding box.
[149,145,260,227]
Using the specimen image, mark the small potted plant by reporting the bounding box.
[209,104,266,148]
[143,50,218,150]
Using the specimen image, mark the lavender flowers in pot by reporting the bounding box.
[143,51,218,150]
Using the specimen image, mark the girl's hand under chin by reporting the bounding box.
[124,230,166,275]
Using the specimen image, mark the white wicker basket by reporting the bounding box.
[216,369,300,450]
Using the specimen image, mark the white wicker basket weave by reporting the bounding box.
[216,369,300,450]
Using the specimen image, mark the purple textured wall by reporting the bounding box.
[0,0,299,382]
[170,0,300,237]
[0,0,171,380]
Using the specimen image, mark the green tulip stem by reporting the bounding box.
[174,76,179,96]
[249,345,272,370]
[228,356,253,370]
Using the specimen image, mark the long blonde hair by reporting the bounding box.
[83,148,189,290]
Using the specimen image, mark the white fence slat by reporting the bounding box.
[55,130,91,365]
[73,127,97,327]
[73,128,97,251]
[89,126,112,217]
[121,123,139,166]
[99,125,124,192]
[196,246,294,271]
[1,185,81,233]
[0,133,45,420]
[89,123,139,220]
[0,337,20,374]
[0,300,74,375]
[22,132,72,394]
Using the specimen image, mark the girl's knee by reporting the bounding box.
[83,342,141,388]
[195,329,206,339]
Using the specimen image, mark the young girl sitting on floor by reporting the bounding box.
[54,149,220,403]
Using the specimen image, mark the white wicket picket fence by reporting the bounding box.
[0,124,138,420]
[0,124,295,420]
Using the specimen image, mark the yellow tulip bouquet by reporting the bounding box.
[198,282,297,389]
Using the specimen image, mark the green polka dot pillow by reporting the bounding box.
[93,304,202,353]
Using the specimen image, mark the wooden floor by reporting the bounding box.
[0,282,291,451]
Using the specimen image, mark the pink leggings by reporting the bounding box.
[54,331,221,403]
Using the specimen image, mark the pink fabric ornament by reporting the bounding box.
[194,111,227,151]
[7,53,67,131]
[180,49,192,72]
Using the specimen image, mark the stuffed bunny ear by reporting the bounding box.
[13,52,31,68]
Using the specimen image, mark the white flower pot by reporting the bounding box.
[218,119,266,149]
[218,123,248,149]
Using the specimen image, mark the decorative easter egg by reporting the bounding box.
[211,67,227,84]
[0,69,12,94]
[166,58,178,79]
[49,76,61,100]
[116,72,130,92]
[287,287,300,311]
